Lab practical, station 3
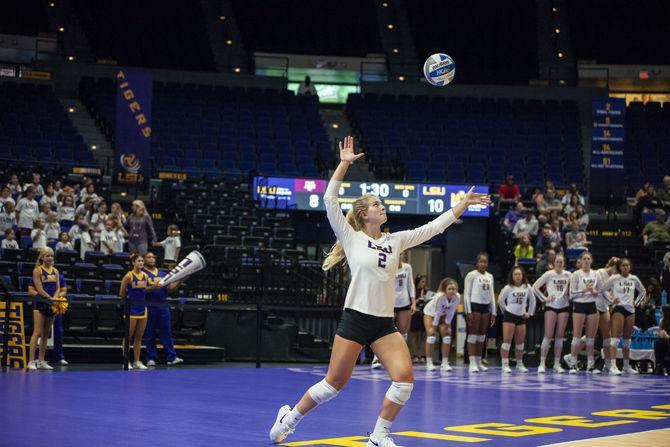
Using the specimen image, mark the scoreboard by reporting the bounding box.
[252,177,489,217]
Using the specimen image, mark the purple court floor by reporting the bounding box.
[2,365,669,446]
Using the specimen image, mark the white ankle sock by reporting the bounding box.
[283,406,304,429]
[623,359,630,368]
[370,416,392,441]
[502,358,509,367]
[539,357,546,367]
[611,359,617,369]
[475,355,482,365]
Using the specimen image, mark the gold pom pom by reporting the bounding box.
[51,297,69,315]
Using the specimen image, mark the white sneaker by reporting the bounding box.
[269,405,294,443]
[588,364,601,374]
[477,362,489,372]
[553,364,565,374]
[57,359,69,366]
[563,354,574,368]
[516,364,529,373]
[367,435,397,447]
[146,360,156,367]
[27,360,37,371]
[623,365,638,374]
[133,361,148,370]
[602,363,610,373]
[569,365,579,374]
[371,357,382,370]
[469,363,480,373]
[167,357,184,366]
[426,361,436,371]
[502,365,512,373]
[538,364,546,374]
[441,362,452,372]
[610,366,622,375]
[37,361,53,370]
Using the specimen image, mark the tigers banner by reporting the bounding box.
[115,70,152,184]
[0,301,27,370]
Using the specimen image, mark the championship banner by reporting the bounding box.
[115,70,152,184]
[589,98,625,199]
[0,301,27,370]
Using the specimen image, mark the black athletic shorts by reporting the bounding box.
[394,304,411,313]
[546,306,570,314]
[612,305,634,318]
[336,308,398,346]
[573,302,597,315]
[470,302,491,314]
[503,311,525,325]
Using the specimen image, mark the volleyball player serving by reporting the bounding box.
[269,136,491,446]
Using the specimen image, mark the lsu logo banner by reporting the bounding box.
[0,301,27,370]
[115,71,152,184]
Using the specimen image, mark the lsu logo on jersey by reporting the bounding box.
[367,240,393,254]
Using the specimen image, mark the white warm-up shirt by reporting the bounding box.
[569,269,599,303]
[463,270,496,315]
[423,292,459,325]
[499,284,536,316]
[595,268,613,311]
[394,262,415,308]
[324,180,456,317]
[602,274,646,313]
[532,270,571,310]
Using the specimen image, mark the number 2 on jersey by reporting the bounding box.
[378,252,387,268]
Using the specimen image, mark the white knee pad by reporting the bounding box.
[541,337,553,350]
[571,337,581,347]
[554,338,564,350]
[622,339,631,348]
[442,336,451,345]
[477,334,486,343]
[426,335,436,344]
[308,379,339,405]
[467,334,477,344]
[586,338,595,347]
[501,342,511,351]
[401,333,408,341]
[515,343,525,351]
[610,337,620,348]
[385,381,413,406]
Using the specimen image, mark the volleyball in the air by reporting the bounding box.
[423,53,455,86]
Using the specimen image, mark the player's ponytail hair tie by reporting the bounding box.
[322,194,377,271]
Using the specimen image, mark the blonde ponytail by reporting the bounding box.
[322,195,376,271]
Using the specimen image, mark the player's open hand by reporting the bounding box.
[464,186,491,207]
[339,136,364,164]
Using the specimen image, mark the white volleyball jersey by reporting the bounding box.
[423,292,459,325]
[463,270,496,315]
[602,274,646,313]
[532,270,571,309]
[498,284,536,316]
[394,262,415,308]
[325,180,456,317]
[569,269,599,303]
[595,268,613,311]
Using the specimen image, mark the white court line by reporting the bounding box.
[537,427,670,447]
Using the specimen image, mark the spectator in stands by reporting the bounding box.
[0,186,15,210]
[38,202,51,222]
[653,306,670,375]
[563,195,580,217]
[512,209,538,239]
[6,174,23,195]
[531,188,544,206]
[549,218,563,249]
[535,224,556,256]
[502,202,525,231]
[561,183,585,207]
[90,201,108,246]
[0,201,17,233]
[100,219,118,256]
[112,216,128,253]
[634,181,653,206]
[538,188,562,216]
[498,175,521,202]
[110,202,127,225]
[575,203,589,230]
[31,219,47,250]
[55,232,73,252]
[2,229,18,250]
[662,252,670,298]
[57,195,76,228]
[297,76,317,96]
[635,185,663,228]
[45,212,60,245]
[514,235,534,264]
[536,248,556,275]
[40,184,58,210]
[68,216,85,251]
[24,173,44,196]
[153,224,181,269]
[15,186,39,237]
[75,196,96,222]
[79,182,99,205]
[657,175,670,206]
[642,209,670,249]
[79,222,94,260]
[125,200,157,255]
[566,221,590,250]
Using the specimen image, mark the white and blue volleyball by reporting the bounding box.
[423,53,455,86]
